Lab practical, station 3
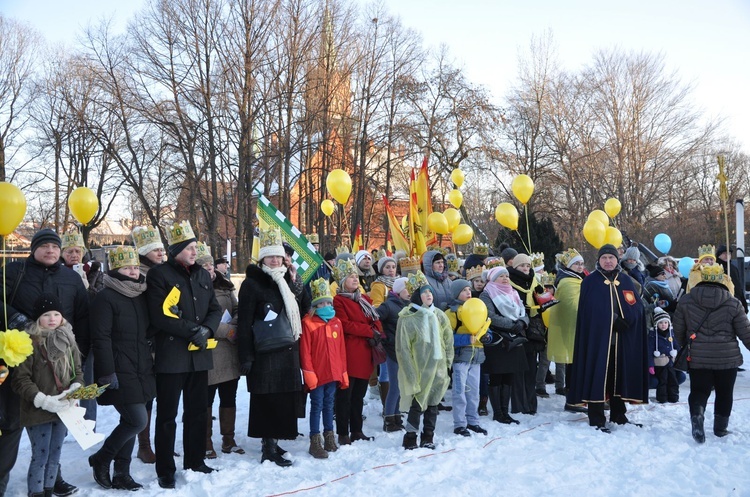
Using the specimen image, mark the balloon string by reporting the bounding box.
[514,230,530,254]
[610,215,618,230]
[524,205,532,253]
[2,235,6,329]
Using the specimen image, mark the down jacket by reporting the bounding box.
[673,282,750,370]
[333,293,382,380]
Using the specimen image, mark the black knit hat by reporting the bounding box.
[716,245,728,259]
[168,238,197,258]
[30,228,62,254]
[32,293,63,321]
[646,264,666,279]
[500,246,518,263]
[597,244,619,260]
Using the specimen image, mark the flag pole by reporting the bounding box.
[717,155,731,275]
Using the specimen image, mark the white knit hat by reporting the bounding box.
[355,250,372,266]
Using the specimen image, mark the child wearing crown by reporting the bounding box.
[301,278,349,459]
[396,271,454,449]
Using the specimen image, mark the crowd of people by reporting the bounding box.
[2,224,750,496]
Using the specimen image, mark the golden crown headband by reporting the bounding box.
[473,243,489,256]
[399,256,422,275]
[465,265,485,281]
[558,248,582,268]
[310,277,333,305]
[108,245,139,270]
[405,270,430,295]
[332,258,358,283]
[166,221,196,245]
[61,232,86,250]
[697,244,715,261]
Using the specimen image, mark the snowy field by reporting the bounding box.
[6,350,750,497]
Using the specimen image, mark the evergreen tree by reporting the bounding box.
[494,210,563,271]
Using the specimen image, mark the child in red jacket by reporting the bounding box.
[301,278,349,459]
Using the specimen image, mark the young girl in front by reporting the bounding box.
[648,307,680,403]
[12,293,83,497]
[300,278,349,458]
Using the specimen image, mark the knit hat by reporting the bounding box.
[355,250,372,267]
[511,253,532,269]
[450,279,471,300]
[500,246,518,263]
[310,277,334,307]
[132,226,165,256]
[257,226,285,261]
[32,293,63,321]
[623,246,640,261]
[166,221,198,258]
[377,256,396,273]
[323,252,337,262]
[392,277,408,295]
[486,266,509,283]
[716,245,728,259]
[598,244,619,260]
[653,307,671,326]
[214,257,228,266]
[30,228,62,254]
[646,264,666,279]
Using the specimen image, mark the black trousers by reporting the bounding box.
[208,378,239,409]
[0,425,22,496]
[155,371,208,477]
[335,378,368,436]
[655,365,680,403]
[96,403,149,474]
[689,368,737,417]
[587,342,627,427]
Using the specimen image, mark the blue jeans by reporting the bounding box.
[378,363,389,382]
[26,421,67,493]
[384,356,401,416]
[452,362,481,429]
[309,381,337,435]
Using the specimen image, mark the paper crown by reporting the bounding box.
[196,242,211,260]
[700,263,725,283]
[259,227,283,250]
[132,226,162,250]
[446,254,459,273]
[405,270,430,295]
[473,243,489,256]
[307,233,319,244]
[61,232,85,250]
[376,248,387,261]
[466,265,485,281]
[399,256,422,275]
[485,257,506,269]
[166,221,196,246]
[336,245,350,256]
[428,245,449,256]
[332,258,358,283]
[698,244,715,261]
[310,277,333,306]
[557,248,582,268]
[539,271,556,287]
[108,245,139,270]
[530,252,545,269]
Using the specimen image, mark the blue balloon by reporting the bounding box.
[653,233,672,255]
[678,256,695,278]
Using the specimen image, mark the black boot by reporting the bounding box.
[478,396,489,416]
[88,454,112,490]
[261,438,292,467]
[111,474,144,491]
[402,432,418,450]
[498,385,519,424]
[53,466,78,496]
[714,414,731,437]
[419,430,435,449]
[383,415,404,432]
[43,489,53,497]
[690,406,705,443]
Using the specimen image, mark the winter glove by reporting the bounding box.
[303,370,318,390]
[613,316,629,333]
[169,305,183,318]
[98,373,119,390]
[648,367,655,375]
[510,320,527,336]
[189,326,211,350]
[60,382,82,398]
[340,372,350,390]
[8,312,31,330]
[539,299,560,313]
[33,392,71,413]
[475,318,491,343]
[240,361,254,375]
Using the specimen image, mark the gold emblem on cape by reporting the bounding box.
[332,331,338,339]
[623,290,636,305]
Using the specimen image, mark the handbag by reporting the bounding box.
[252,304,295,353]
[673,308,714,373]
[368,334,387,365]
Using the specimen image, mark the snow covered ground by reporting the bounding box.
[6,350,750,497]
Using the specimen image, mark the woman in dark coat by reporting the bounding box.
[237,228,310,467]
[89,246,156,491]
[673,264,750,443]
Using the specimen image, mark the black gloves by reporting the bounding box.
[613,316,629,333]
[510,320,527,335]
[240,361,253,375]
[189,326,211,350]
[8,312,31,330]
[98,373,119,390]
[169,305,183,318]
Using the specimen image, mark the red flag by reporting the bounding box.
[351,224,364,253]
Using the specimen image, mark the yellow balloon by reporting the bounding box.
[320,199,335,217]
[448,189,463,208]
[427,212,449,235]
[511,174,534,205]
[444,208,461,231]
[604,226,622,248]
[458,297,488,334]
[495,202,518,230]
[587,209,609,227]
[68,187,99,225]
[0,182,27,236]
[450,169,465,188]
[583,219,606,249]
[604,198,621,218]
[325,169,352,204]
[452,224,474,245]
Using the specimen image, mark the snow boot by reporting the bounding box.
[402,432,418,450]
[89,453,112,490]
[111,472,143,491]
[206,408,217,459]
[43,489,53,497]
[53,467,78,496]
[261,438,292,467]
[338,433,351,446]
[691,405,705,443]
[308,433,329,459]
[383,414,404,432]
[323,430,338,452]
[478,396,489,416]
[714,414,731,437]
[350,431,374,442]
[419,430,435,449]
[137,409,156,464]
[220,407,245,454]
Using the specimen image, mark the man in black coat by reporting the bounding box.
[716,244,748,313]
[146,222,221,489]
[1,228,89,496]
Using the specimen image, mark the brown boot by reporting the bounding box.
[323,430,338,452]
[206,408,217,459]
[220,407,245,454]
[137,409,156,464]
[308,433,328,459]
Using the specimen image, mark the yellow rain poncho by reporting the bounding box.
[547,276,582,364]
[396,304,454,412]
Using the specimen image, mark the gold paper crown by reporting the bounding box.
[399,256,422,275]
[61,232,85,250]
[698,244,715,261]
[427,245,449,256]
[466,265,485,281]
[307,233,319,244]
[196,242,211,260]
[700,263,725,283]
[332,258,358,283]
[445,254,459,273]
[557,248,582,268]
[108,245,139,270]
[336,245,350,256]
[539,271,556,287]
[166,221,196,245]
[310,277,333,305]
[259,227,283,250]
[530,252,545,269]
[132,226,161,250]
[485,257,506,269]
[473,243,489,256]
[405,270,430,295]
